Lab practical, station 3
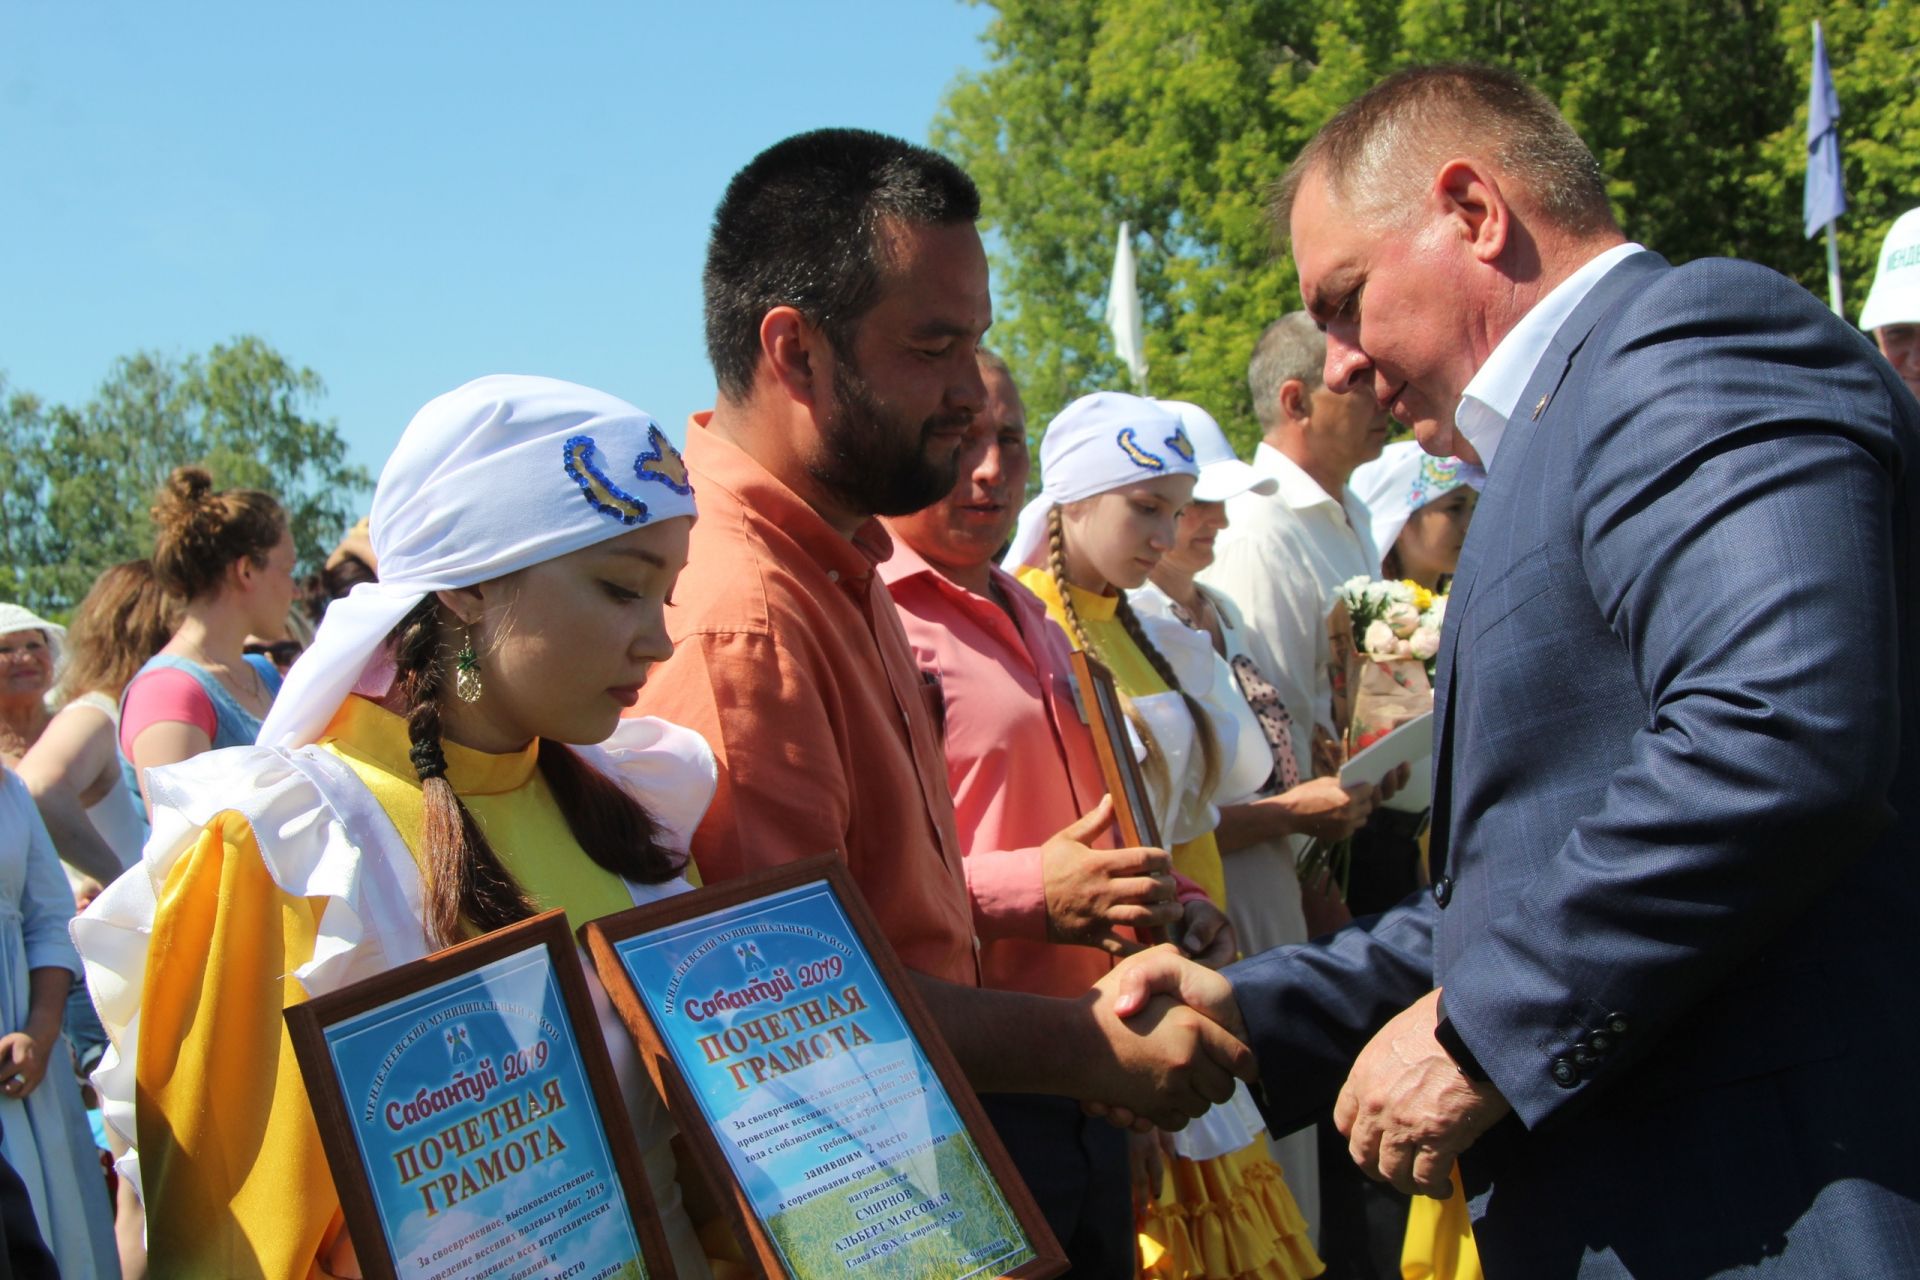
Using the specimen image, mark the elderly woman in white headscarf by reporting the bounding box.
[1349,441,1476,590]
[0,606,66,766]
[75,376,717,1279]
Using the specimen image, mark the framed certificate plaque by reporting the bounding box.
[1068,648,1163,850]
[286,910,677,1280]
[582,856,1065,1280]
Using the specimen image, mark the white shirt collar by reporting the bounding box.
[1455,242,1644,477]
[1254,442,1343,513]
[1251,442,1377,566]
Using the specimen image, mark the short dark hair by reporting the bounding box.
[1273,63,1614,242]
[703,128,981,401]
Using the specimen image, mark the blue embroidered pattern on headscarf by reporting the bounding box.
[1117,428,1167,472]
[563,434,651,525]
[1164,425,1195,462]
[633,424,693,496]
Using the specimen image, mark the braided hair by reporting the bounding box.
[389,596,684,948]
[1045,506,1222,807]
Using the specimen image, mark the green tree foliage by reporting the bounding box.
[2,336,371,614]
[936,0,1920,451]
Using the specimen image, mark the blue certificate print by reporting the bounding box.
[612,880,1035,1280]
[319,945,650,1280]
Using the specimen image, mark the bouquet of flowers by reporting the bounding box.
[1300,578,1448,895]
[1343,577,1445,677]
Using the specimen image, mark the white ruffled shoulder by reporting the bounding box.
[72,742,402,1204]
[573,714,717,863]
[1130,595,1275,812]
[71,716,717,1207]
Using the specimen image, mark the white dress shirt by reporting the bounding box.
[1200,444,1377,784]
[1455,242,1646,476]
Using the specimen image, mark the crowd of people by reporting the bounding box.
[0,60,1914,1280]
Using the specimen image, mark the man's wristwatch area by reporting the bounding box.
[1433,998,1491,1082]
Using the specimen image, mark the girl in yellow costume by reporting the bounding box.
[75,376,722,1279]
[1003,393,1323,1280]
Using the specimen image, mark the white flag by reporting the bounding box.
[1105,221,1147,391]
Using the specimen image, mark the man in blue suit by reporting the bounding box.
[1113,63,1920,1276]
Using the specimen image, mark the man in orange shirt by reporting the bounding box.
[631,127,1249,1132]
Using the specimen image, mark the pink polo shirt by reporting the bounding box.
[880,540,1167,999]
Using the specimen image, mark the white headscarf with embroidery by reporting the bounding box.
[257,374,696,749]
[1349,439,1468,576]
[1002,391,1200,571]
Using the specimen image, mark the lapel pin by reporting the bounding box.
[1532,393,1551,421]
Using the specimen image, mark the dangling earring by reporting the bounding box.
[455,627,484,703]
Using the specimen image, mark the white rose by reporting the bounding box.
[1411,626,1441,660]
[1364,619,1399,658]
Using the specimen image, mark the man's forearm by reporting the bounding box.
[912,975,1095,1097]
[912,957,1253,1134]
[1226,894,1437,1135]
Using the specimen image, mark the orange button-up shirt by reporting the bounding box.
[629,414,978,985]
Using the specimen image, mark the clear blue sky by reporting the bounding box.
[3,2,994,494]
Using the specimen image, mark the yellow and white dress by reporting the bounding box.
[75,695,718,1279]
[1019,570,1323,1280]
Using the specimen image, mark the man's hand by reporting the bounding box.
[1042,795,1181,952]
[1334,989,1510,1198]
[1174,899,1237,969]
[1102,942,1248,1036]
[1074,945,1255,1131]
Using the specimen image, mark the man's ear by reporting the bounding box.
[759,306,831,409]
[1433,157,1509,264]
[1278,378,1312,425]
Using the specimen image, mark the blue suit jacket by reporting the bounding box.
[1230,252,1920,1275]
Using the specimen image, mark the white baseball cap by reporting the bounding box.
[1860,207,1920,331]
[1155,400,1278,503]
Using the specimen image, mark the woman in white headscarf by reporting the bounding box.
[75,376,717,1279]
[0,606,66,766]
[1006,393,1324,1280]
[1349,440,1475,591]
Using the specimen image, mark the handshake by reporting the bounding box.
[1066,947,1511,1199]
[1070,944,1253,1133]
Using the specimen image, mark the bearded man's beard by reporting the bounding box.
[809,355,970,518]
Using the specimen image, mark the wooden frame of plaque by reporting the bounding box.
[286,910,678,1280]
[1069,647,1163,850]
[581,855,1067,1280]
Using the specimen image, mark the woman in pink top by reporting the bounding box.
[120,467,297,811]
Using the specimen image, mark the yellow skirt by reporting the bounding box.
[1139,1142,1324,1279]
[1400,1170,1481,1280]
